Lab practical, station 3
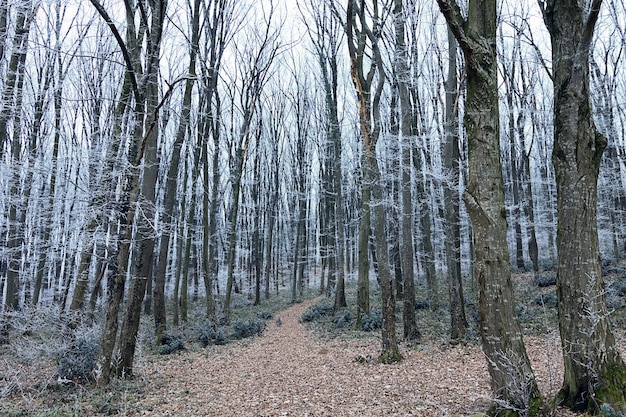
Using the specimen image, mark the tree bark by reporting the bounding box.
[393,0,420,342]
[442,28,468,342]
[153,0,200,342]
[437,0,543,413]
[2,2,33,315]
[542,0,626,412]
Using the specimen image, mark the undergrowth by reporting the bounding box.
[0,287,318,416]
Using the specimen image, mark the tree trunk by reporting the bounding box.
[356,183,371,327]
[2,2,33,314]
[90,0,166,383]
[347,0,400,364]
[153,0,199,340]
[542,0,626,412]
[443,29,468,342]
[393,0,420,342]
[437,0,543,413]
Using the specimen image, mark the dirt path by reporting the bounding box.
[129,298,572,417]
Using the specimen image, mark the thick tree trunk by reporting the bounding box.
[90,0,166,382]
[437,0,542,413]
[347,0,400,363]
[368,155,401,363]
[542,0,626,411]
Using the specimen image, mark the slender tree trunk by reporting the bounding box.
[117,2,165,377]
[443,29,467,341]
[153,0,199,342]
[393,0,419,341]
[347,0,400,364]
[264,166,279,300]
[2,3,33,315]
[201,112,218,320]
[224,146,245,320]
[356,183,370,326]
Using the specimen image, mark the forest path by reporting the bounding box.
[131,297,568,417]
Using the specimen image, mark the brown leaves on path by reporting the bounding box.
[132,298,494,417]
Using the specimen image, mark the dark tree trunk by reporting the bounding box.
[356,183,371,326]
[393,0,420,342]
[542,0,626,412]
[437,0,542,413]
[443,29,467,342]
[347,0,401,364]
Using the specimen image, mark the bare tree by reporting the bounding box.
[299,0,348,310]
[1,1,36,320]
[442,26,468,342]
[223,2,281,320]
[89,0,167,383]
[347,0,401,363]
[392,0,420,341]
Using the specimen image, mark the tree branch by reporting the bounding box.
[435,0,472,55]
[89,0,140,103]
[580,0,603,55]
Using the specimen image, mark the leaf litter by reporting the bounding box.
[124,298,583,417]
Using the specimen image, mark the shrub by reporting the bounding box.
[534,273,557,288]
[359,310,382,332]
[231,319,265,339]
[197,322,228,347]
[600,403,625,417]
[299,308,321,323]
[299,301,334,323]
[606,281,626,310]
[159,332,185,355]
[256,311,273,320]
[332,310,353,328]
[56,336,99,382]
[415,300,430,310]
[215,313,228,326]
[533,291,557,308]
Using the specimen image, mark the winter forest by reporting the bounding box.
[1,0,626,415]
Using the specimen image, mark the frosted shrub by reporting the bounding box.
[534,272,557,288]
[600,403,626,417]
[231,319,265,339]
[360,310,382,332]
[159,332,185,355]
[299,301,333,323]
[56,329,100,382]
[332,310,353,328]
[256,310,273,320]
[197,322,228,347]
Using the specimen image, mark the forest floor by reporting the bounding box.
[107,297,575,417]
[5,267,626,416]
